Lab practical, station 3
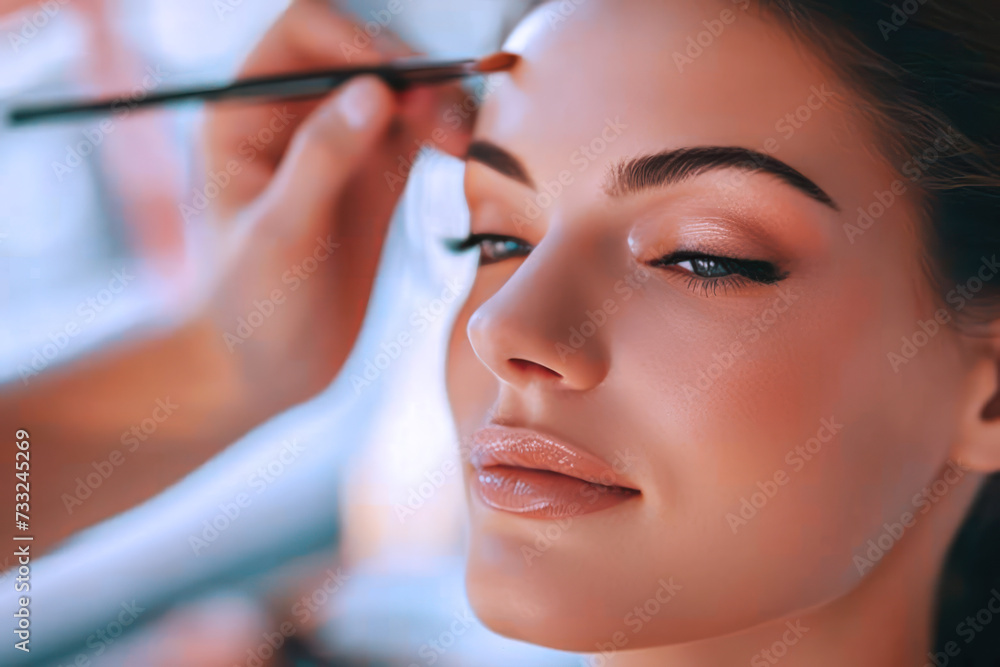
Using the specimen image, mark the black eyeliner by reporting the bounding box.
[652,251,788,285]
[444,233,516,253]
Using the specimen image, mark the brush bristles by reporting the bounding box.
[475,52,520,73]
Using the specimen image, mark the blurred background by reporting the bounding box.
[0,0,586,664]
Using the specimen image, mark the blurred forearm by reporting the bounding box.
[0,311,336,455]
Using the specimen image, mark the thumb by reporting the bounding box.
[251,75,397,237]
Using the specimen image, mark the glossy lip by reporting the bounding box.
[468,425,640,518]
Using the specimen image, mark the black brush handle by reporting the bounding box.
[7,59,475,126]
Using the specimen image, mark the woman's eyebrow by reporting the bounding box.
[607,146,839,210]
[465,140,535,188]
[466,141,838,211]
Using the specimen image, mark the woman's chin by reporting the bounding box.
[464,563,614,652]
[463,533,700,653]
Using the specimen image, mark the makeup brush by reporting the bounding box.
[7,52,518,126]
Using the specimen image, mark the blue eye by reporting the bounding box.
[673,257,732,278]
[652,251,786,285]
[445,233,534,266]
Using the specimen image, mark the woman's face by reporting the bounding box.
[445,0,972,650]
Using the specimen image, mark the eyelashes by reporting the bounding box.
[650,250,788,295]
[445,233,534,266]
[445,234,787,294]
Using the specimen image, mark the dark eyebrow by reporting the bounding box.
[606,146,839,210]
[465,140,534,188]
[466,141,838,211]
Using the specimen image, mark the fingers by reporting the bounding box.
[245,75,397,241]
[204,0,390,214]
[239,0,384,78]
[203,0,482,222]
[399,82,479,158]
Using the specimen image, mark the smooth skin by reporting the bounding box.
[6,0,1000,664]
[445,1,1000,665]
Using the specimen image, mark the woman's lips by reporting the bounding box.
[468,425,640,519]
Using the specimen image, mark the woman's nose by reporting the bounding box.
[466,241,613,392]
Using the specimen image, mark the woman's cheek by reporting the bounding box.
[618,282,855,515]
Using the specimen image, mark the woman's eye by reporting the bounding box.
[651,251,787,290]
[674,257,733,279]
[445,233,533,266]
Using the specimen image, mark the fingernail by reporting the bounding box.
[337,76,381,130]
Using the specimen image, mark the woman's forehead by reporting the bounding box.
[487,1,834,127]
[471,0,865,210]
